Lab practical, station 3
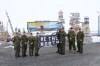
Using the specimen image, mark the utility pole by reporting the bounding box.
[97,11,100,35]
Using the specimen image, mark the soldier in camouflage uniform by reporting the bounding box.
[56,29,61,53]
[21,32,28,57]
[12,32,21,58]
[76,28,84,54]
[34,32,40,56]
[67,27,76,53]
[28,33,35,56]
[59,28,67,55]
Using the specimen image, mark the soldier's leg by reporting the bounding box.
[22,45,25,57]
[31,45,34,56]
[59,43,63,54]
[58,43,61,52]
[79,41,83,54]
[29,45,31,56]
[72,40,76,53]
[61,44,65,55]
[77,41,80,52]
[61,40,65,55]
[35,45,39,56]
[24,44,27,56]
[57,43,60,53]
[73,41,76,50]
[30,45,34,56]
[69,41,72,52]
[14,47,17,57]
[18,46,21,57]
[22,48,24,56]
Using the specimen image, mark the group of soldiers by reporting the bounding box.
[12,27,84,58]
[12,32,40,58]
[56,27,84,55]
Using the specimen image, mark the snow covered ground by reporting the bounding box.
[92,36,100,43]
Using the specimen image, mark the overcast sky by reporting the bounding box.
[0,0,100,33]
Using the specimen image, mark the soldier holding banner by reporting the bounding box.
[56,29,61,53]
[59,28,67,55]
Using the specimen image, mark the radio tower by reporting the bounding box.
[6,11,14,34]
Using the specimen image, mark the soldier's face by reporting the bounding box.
[23,33,25,35]
[79,29,81,31]
[30,34,32,36]
[61,29,64,32]
[36,34,39,36]
[16,34,18,36]
[70,29,73,31]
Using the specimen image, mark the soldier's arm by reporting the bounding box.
[12,37,15,43]
[64,31,67,37]
[19,37,21,42]
[20,36,22,41]
[82,32,85,41]
[66,33,68,37]
[26,36,28,42]
[76,32,78,40]
[74,31,76,36]
[67,32,70,39]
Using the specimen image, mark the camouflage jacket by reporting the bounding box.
[28,36,35,45]
[12,36,21,46]
[21,35,28,44]
[59,31,67,42]
[77,31,84,41]
[67,30,76,41]
[34,36,40,46]
[56,31,60,40]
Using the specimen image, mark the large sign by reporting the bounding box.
[27,21,63,31]
[39,35,59,47]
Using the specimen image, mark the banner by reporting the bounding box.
[39,35,59,47]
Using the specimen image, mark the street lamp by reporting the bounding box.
[97,11,100,35]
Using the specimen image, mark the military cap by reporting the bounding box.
[70,27,73,29]
[23,31,25,33]
[15,32,18,34]
[79,28,81,30]
[36,32,39,34]
[30,33,32,35]
[62,28,64,29]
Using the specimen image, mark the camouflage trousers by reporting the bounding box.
[57,43,60,51]
[69,40,76,51]
[22,44,27,56]
[34,44,39,55]
[77,41,83,53]
[29,44,34,56]
[60,39,65,54]
[14,45,20,57]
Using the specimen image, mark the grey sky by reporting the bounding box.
[0,0,100,32]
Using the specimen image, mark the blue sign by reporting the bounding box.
[84,17,89,21]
